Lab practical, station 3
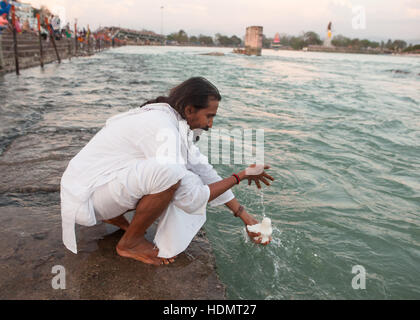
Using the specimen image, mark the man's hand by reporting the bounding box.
[240,209,271,246]
[238,164,275,189]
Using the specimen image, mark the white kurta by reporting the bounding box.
[60,103,234,257]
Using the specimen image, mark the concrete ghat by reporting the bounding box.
[0,31,115,74]
[0,205,226,300]
[0,131,226,300]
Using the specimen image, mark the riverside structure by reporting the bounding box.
[0,29,125,75]
[233,26,263,56]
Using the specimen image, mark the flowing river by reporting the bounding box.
[1,46,419,299]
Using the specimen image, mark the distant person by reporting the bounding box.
[40,26,48,40]
[64,23,71,39]
[0,1,10,73]
[0,13,9,73]
[0,12,7,26]
[15,16,22,33]
[60,77,274,266]
[22,19,30,33]
[51,15,61,39]
[0,0,10,19]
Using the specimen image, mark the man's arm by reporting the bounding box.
[206,167,274,245]
[187,140,274,244]
[186,144,235,206]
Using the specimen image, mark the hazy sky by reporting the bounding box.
[25,0,420,42]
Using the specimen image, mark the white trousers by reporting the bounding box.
[90,160,209,258]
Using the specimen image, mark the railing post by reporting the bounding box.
[11,5,19,75]
[68,37,71,60]
[36,14,44,68]
[87,25,91,55]
[74,22,78,56]
[45,17,61,63]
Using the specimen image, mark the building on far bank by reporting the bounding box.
[272,32,281,50]
[14,2,37,30]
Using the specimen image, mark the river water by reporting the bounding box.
[1,46,419,299]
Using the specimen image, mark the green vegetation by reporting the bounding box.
[332,35,408,50]
[215,33,242,47]
[166,30,189,44]
[403,44,420,53]
[272,31,322,50]
[197,35,214,46]
[166,29,240,46]
[262,35,273,48]
[165,29,416,53]
[273,32,412,52]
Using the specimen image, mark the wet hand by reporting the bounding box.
[241,164,275,189]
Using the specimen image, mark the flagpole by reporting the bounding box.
[161,6,164,35]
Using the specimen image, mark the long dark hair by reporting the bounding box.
[140,77,222,118]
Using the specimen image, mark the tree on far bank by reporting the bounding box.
[332,35,351,47]
[198,34,214,46]
[215,33,229,46]
[262,35,273,48]
[289,36,305,50]
[167,29,189,44]
[392,40,407,50]
[303,31,322,46]
[189,35,198,44]
[273,31,321,49]
[332,35,381,49]
[230,35,242,47]
[215,33,242,47]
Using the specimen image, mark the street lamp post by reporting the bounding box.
[161,5,164,45]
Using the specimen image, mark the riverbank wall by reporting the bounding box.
[1,31,123,74]
[305,45,389,54]
[0,129,226,300]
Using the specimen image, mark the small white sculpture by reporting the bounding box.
[247,217,272,243]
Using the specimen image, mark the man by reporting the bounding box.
[61,77,274,266]
[0,0,10,17]
[0,0,11,73]
[0,14,8,73]
[51,15,61,40]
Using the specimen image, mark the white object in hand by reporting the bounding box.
[245,164,265,176]
[247,217,272,243]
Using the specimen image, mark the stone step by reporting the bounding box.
[3,43,65,49]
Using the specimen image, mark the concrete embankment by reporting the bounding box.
[0,206,226,300]
[306,45,386,54]
[0,107,226,300]
[1,31,116,74]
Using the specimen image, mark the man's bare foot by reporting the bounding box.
[103,215,130,231]
[116,237,177,266]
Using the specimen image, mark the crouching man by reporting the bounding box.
[61,77,274,266]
